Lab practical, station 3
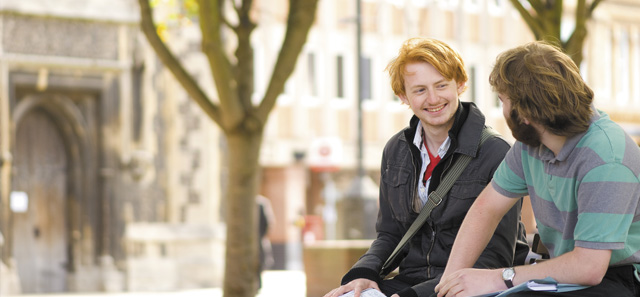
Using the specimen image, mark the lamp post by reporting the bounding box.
[337,0,378,240]
[356,0,364,183]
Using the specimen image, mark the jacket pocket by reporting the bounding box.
[382,165,413,222]
[383,165,411,187]
[448,180,487,200]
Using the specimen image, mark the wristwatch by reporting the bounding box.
[501,267,516,288]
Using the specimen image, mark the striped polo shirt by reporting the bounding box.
[492,110,640,267]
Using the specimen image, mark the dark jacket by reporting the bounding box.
[341,102,528,297]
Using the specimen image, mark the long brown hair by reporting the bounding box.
[489,41,594,136]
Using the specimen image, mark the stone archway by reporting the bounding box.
[10,93,98,293]
[12,108,69,293]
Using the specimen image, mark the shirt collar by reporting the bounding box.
[413,122,451,157]
[538,107,601,163]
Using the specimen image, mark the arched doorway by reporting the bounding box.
[12,108,69,293]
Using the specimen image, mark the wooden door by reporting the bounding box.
[12,109,69,293]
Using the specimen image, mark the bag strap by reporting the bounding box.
[380,126,498,276]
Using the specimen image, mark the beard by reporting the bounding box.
[506,109,541,147]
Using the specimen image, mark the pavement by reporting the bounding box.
[10,270,307,297]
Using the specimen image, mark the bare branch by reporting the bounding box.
[528,0,546,16]
[234,0,257,114]
[198,0,245,130]
[564,0,592,65]
[509,0,544,39]
[138,0,221,125]
[548,0,563,39]
[222,13,235,30]
[588,0,602,17]
[256,0,320,123]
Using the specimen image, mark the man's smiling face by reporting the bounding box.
[399,61,463,131]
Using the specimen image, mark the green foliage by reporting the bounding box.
[150,0,199,40]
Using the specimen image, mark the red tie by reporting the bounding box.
[422,130,441,186]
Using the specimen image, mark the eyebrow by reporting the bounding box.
[433,78,449,85]
[409,79,448,89]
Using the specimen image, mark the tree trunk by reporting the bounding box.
[137,1,319,295]
[509,0,602,67]
[223,129,263,297]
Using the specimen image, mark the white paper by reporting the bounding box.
[339,288,387,297]
[527,280,557,291]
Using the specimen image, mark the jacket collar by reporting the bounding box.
[404,101,486,158]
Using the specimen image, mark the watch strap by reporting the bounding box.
[504,278,514,288]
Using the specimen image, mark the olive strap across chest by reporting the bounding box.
[380,127,497,277]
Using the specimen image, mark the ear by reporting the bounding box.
[457,82,466,94]
[398,93,409,105]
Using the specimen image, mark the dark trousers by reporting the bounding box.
[379,278,414,296]
[379,276,440,296]
[503,265,639,297]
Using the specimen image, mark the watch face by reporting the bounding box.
[502,268,515,280]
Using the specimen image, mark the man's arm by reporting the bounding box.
[435,184,611,297]
[440,184,518,276]
[436,247,611,297]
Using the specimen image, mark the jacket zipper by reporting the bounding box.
[426,228,436,278]
[411,147,419,212]
[424,155,454,278]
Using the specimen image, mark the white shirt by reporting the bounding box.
[412,122,451,206]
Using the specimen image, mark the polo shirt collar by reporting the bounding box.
[539,107,600,163]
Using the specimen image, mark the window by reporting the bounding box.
[616,29,630,106]
[633,32,640,105]
[336,55,345,98]
[410,0,429,7]
[132,63,144,141]
[469,65,476,103]
[308,53,318,97]
[360,56,372,100]
[438,0,459,10]
[466,0,480,12]
[488,0,505,15]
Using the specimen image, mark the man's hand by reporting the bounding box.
[323,278,381,297]
[435,268,503,297]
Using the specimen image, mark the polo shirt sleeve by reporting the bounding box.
[574,163,640,250]
[491,142,529,199]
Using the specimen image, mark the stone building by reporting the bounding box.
[0,0,224,293]
[585,0,640,142]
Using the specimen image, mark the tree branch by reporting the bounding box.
[234,0,257,116]
[564,0,595,65]
[548,0,563,41]
[587,0,602,17]
[509,0,544,39]
[256,0,319,123]
[198,0,244,130]
[138,0,221,125]
[528,0,546,16]
[564,1,585,50]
